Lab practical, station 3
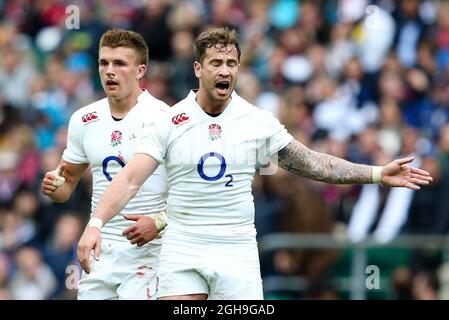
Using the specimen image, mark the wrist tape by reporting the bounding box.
[372,166,383,184]
[152,211,167,231]
[87,217,103,230]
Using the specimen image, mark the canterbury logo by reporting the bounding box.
[82,112,99,123]
[172,113,190,125]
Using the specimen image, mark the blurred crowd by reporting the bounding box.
[1,0,449,299]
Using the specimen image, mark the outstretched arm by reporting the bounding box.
[92,153,159,224]
[277,140,432,190]
[77,153,159,273]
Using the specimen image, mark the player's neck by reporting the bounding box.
[195,89,230,115]
[108,88,143,118]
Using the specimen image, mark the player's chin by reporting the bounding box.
[105,90,121,99]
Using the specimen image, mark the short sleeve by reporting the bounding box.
[260,111,293,157]
[134,113,170,164]
[62,114,88,164]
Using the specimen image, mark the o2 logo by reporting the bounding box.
[102,156,125,181]
[197,152,233,187]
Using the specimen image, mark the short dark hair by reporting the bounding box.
[194,27,241,63]
[99,28,149,66]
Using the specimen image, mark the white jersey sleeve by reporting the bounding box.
[63,112,89,164]
[135,111,171,164]
[256,108,293,159]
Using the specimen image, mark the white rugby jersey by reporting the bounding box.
[136,91,293,243]
[63,90,169,241]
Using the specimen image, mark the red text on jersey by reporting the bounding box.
[82,112,99,124]
[172,113,190,126]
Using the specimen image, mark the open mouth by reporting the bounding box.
[215,81,230,95]
[106,80,119,87]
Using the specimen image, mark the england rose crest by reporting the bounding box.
[208,124,222,141]
[110,130,122,147]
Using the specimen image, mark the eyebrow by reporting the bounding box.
[98,58,127,64]
[209,57,238,63]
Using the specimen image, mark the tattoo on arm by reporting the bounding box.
[276,140,373,184]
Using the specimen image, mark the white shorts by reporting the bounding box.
[77,238,160,300]
[157,235,263,300]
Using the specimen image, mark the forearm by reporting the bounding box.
[277,140,373,184]
[91,153,159,225]
[92,170,141,225]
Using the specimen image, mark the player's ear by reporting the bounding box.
[137,64,147,80]
[194,61,202,79]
